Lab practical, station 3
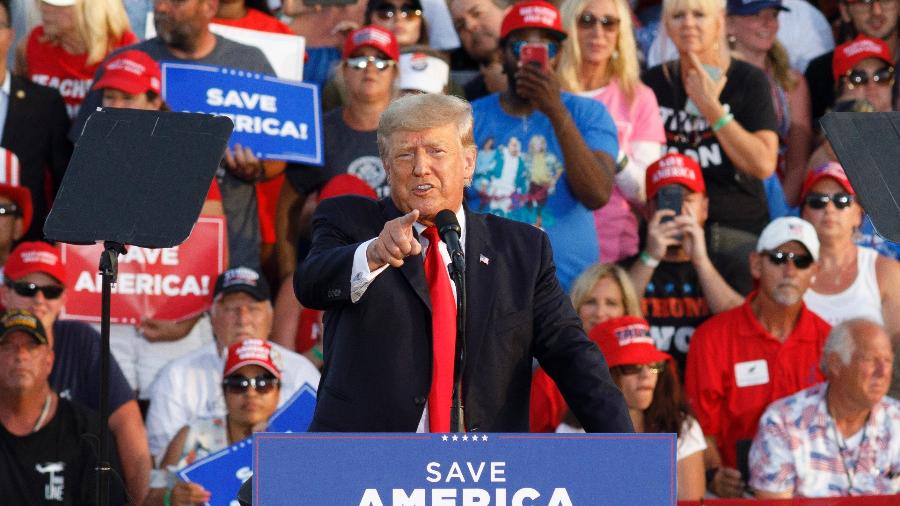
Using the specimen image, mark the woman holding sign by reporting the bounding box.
[145,340,282,506]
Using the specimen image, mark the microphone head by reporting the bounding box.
[435,209,461,239]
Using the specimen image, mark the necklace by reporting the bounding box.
[32,393,52,433]
[827,406,870,495]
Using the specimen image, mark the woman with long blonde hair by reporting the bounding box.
[18,0,136,118]
[644,0,779,256]
[557,0,665,263]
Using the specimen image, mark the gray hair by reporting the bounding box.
[377,94,475,160]
[820,318,882,373]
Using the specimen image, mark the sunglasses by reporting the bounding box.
[804,191,854,210]
[618,362,666,376]
[509,40,560,60]
[0,203,21,218]
[763,250,814,269]
[844,66,895,90]
[372,3,422,21]
[345,55,396,71]
[222,374,280,394]
[576,13,620,32]
[6,280,64,299]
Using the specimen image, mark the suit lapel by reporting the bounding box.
[380,199,431,311]
[462,209,496,381]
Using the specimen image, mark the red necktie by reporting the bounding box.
[422,226,457,432]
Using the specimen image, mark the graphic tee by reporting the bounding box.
[643,60,778,235]
[468,93,619,290]
[26,26,138,119]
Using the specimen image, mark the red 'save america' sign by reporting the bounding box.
[60,216,226,324]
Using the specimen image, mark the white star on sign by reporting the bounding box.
[452,435,458,441]
[482,435,488,441]
[462,435,469,441]
[442,435,448,441]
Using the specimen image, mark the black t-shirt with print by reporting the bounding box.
[0,398,124,505]
[633,253,752,379]
[643,60,778,235]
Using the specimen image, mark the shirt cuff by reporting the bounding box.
[350,239,388,303]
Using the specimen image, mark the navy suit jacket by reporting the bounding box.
[295,196,632,433]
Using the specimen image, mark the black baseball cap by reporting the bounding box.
[213,267,271,301]
[0,309,48,345]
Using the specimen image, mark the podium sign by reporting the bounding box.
[254,433,676,505]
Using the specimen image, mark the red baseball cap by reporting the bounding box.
[589,316,672,368]
[342,25,400,61]
[319,174,377,201]
[500,0,567,41]
[832,35,893,82]
[800,161,855,200]
[4,241,65,284]
[92,50,162,96]
[223,339,282,379]
[645,153,706,200]
[0,148,33,232]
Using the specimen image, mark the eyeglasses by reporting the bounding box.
[509,40,560,60]
[345,55,396,71]
[804,191,854,210]
[844,66,895,90]
[763,250,814,269]
[222,374,280,394]
[6,280,65,299]
[618,362,666,376]
[372,3,422,21]
[576,13,620,32]
[845,0,897,11]
[0,203,21,217]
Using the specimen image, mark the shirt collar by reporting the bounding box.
[1,71,10,96]
[412,207,467,246]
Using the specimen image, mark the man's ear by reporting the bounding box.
[749,251,762,280]
[838,2,851,23]
[463,145,476,181]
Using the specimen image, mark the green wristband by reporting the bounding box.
[712,112,734,132]
[164,488,172,506]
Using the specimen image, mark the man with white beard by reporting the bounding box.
[684,217,832,498]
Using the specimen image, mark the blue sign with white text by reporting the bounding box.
[176,384,317,505]
[254,433,676,505]
[162,62,323,164]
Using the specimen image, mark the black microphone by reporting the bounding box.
[435,209,465,274]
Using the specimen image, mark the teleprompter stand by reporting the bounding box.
[44,108,233,505]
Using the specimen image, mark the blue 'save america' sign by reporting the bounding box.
[253,433,676,505]
[162,62,322,164]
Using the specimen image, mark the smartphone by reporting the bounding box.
[657,185,684,223]
[519,42,549,71]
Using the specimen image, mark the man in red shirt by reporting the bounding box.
[685,216,831,498]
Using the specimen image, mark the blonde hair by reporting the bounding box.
[660,0,729,70]
[557,0,641,100]
[766,41,796,91]
[377,94,475,159]
[42,0,132,66]
[569,263,643,318]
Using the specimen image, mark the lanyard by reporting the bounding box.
[827,412,869,495]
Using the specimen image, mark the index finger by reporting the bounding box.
[685,51,703,72]
[651,209,676,225]
[400,209,420,226]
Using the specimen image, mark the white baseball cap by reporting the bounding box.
[398,52,450,94]
[756,217,820,261]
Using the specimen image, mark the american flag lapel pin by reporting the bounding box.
[479,254,489,265]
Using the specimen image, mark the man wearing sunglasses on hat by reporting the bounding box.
[145,266,319,464]
[276,25,397,282]
[686,216,832,498]
[832,35,896,113]
[467,0,619,291]
[146,338,282,506]
[0,309,126,504]
[0,241,152,503]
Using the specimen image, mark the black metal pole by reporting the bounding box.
[97,241,125,506]
[449,253,466,433]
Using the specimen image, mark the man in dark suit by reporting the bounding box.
[0,0,71,241]
[295,93,632,433]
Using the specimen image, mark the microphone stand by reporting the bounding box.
[448,252,466,433]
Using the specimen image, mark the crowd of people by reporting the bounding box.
[1,0,898,503]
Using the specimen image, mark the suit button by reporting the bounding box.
[414,396,426,405]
